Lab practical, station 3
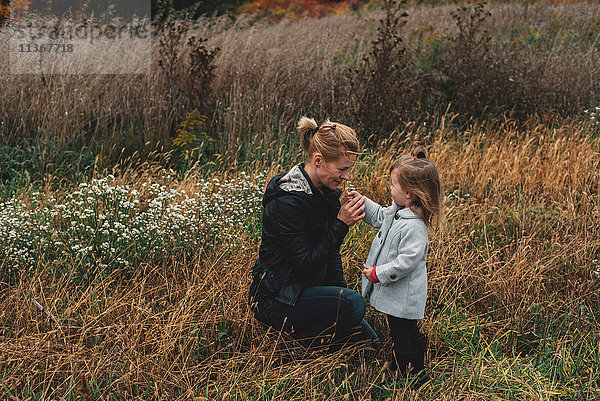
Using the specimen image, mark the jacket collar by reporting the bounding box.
[392,202,423,220]
[278,164,313,195]
[279,163,341,203]
[299,163,341,201]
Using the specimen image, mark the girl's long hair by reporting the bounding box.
[391,147,443,229]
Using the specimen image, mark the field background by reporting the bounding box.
[1,0,599,399]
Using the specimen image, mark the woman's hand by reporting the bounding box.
[338,193,365,226]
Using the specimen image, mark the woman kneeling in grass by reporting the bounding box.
[249,117,378,349]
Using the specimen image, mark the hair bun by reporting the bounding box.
[412,146,426,159]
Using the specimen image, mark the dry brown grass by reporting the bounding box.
[1,2,599,153]
[1,120,599,400]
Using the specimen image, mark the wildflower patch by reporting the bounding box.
[0,172,264,281]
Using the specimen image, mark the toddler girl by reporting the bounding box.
[350,147,442,377]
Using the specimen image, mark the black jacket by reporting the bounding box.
[251,164,349,307]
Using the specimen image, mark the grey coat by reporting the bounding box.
[361,196,429,320]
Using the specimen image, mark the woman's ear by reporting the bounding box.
[313,153,323,167]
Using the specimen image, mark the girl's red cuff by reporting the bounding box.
[371,266,380,283]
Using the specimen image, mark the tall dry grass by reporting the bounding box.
[1,120,598,399]
[1,2,599,155]
[208,2,600,138]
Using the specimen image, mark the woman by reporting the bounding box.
[249,117,378,348]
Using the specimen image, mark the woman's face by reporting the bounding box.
[317,153,356,191]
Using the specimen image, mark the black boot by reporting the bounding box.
[390,352,414,377]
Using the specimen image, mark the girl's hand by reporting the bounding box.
[346,190,362,201]
[338,194,365,226]
[362,264,374,282]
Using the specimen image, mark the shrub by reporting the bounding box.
[349,0,413,142]
[172,109,221,170]
[157,20,220,135]
[438,3,500,119]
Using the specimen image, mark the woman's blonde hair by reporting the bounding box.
[391,147,443,229]
[297,116,360,162]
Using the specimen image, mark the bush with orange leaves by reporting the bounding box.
[240,0,366,21]
[0,0,30,22]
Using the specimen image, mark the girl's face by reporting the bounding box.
[390,170,412,208]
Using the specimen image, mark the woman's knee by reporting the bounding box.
[339,288,366,323]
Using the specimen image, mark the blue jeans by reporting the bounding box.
[256,286,378,348]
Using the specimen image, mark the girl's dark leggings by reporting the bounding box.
[386,315,427,375]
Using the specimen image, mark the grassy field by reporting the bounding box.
[1,118,599,400]
[1,1,599,399]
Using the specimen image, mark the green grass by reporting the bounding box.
[0,136,97,198]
